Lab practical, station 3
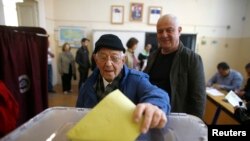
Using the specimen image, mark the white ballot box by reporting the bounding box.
[0,107,207,141]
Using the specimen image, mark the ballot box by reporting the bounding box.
[0,107,207,141]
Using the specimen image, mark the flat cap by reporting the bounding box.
[94,34,125,53]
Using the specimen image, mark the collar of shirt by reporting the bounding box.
[102,77,112,88]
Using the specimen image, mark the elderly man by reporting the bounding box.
[144,14,206,119]
[76,34,170,134]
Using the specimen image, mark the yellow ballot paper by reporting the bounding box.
[67,89,141,141]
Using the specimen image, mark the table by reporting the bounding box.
[205,90,240,124]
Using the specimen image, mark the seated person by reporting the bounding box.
[236,63,250,101]
[207,62,243,91]
[76,34,171,134]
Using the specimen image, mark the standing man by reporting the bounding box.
[76,38,91,89]
[144,14,206,118]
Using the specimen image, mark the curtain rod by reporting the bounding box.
[11,29,49,37]
[36,33,49,37]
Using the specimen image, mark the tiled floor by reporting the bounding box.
[48,84,78,107]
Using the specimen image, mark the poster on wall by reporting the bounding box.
[148,6,162,25]
[111,5,124,24]
[58,26,85,47]
[130,3,143,22]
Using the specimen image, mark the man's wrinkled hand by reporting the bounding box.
[133,103,167,134]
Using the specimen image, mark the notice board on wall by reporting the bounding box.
[58,26,86,48]
[92,30,145,57]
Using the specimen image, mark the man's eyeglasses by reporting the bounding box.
[96,53,124,63]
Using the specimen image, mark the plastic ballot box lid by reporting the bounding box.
[1,107,89,141]
[1,107,208,141]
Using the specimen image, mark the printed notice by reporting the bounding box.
[206,87,224,96]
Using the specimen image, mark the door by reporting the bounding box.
[16,0,39,26]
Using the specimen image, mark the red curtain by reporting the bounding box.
[0,80,19,137]
[0,26,48,127]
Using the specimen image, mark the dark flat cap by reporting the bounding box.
[94,34,125,53]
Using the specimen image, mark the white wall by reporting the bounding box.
[238,0,250,80]
[44,0,55,34]
[0,0,5,24]
[161,0,248,38]
[48,0,249,45]
[242,0,250,37]
[42,0,250,84]
[37,0,46,28]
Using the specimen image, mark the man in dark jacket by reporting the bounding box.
[75,38,91,89]
[144,14,206,119]
[76,34,171,134]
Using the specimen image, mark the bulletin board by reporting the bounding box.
[92,30,145,57]
[58,26,86,47]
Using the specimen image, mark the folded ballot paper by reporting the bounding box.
[67,89,141,141]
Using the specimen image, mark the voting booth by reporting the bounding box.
[0,107,208,141]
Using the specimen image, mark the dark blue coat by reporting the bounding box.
[76,65,171,114]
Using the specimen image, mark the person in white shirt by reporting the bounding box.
[48,45,56,93]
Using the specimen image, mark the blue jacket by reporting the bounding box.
[76,65,171,114]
